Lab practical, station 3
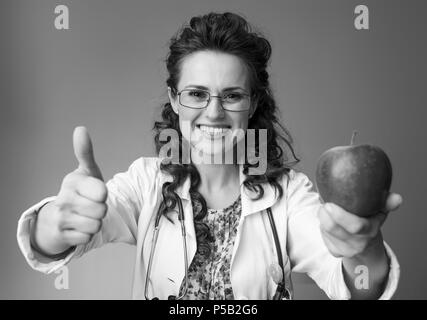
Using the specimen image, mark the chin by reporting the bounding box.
[190,138,245,165]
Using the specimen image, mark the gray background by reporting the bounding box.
[1,0,426,299]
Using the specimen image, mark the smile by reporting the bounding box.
[196,125,231,138]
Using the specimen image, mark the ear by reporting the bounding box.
[168,87,179,115]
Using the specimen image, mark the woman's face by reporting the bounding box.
[168,50,254,161]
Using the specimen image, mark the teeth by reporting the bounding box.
[199,125,229,135]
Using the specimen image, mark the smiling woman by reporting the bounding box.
[16,11,402,300]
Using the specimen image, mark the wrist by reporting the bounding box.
[31,202,74,259]
[355,232,386,263]
[344,232,389,285]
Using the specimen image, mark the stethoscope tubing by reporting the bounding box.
[145,194,190,300]
[267,207,291,300]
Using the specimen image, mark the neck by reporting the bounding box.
[194,163,240,191]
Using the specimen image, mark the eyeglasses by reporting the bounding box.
[177,89,251,112]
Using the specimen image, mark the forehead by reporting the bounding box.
[177,50,250,90]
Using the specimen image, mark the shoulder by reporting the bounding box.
[124,157,165,182]
[277,169,318,204]
[127,156,177,184]
[280,169,315,191]
[129,156,163,173]
[109,157,163,187]
[290,169,314,185]
[283,169,321,211]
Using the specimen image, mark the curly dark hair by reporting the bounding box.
[154,12,299,259]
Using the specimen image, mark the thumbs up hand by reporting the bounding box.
[33,127,108,256]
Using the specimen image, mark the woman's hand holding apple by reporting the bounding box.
[318,192,402,259]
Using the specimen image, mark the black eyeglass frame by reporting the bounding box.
[176,88,252,112]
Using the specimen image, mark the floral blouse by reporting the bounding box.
[179,195,242,300]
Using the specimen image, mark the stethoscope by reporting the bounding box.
[144,192,291,300]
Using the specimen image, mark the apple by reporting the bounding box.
[315,132,392,217]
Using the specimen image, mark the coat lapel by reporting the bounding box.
[239,165,278,217]
[165,174,196,241]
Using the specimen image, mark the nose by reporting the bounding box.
[205,96,225,119]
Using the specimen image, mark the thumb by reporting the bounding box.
[383,192,403,213]
[73,126,104,181]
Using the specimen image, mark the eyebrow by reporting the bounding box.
[183,84,247,92]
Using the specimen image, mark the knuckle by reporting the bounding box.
[62,172,80,188]
[82,178,107,202]
[62,172,75,184]
[350,242,367,257]
[87,203,107,219]
[56,212,69,230]
[323,219,336,234]
[352,245,365,257]
[54,195,67,208]
[56,189,78,208]
[97,203,108,218]
[84,218,102,235]
[319,211,334,233]
[55,190,70,206]
[87,219,99,234]
[94,181,108,201]
[348,222,364,234]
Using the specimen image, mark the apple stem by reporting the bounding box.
[350,130,358,145]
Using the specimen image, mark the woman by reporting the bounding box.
[17,12,401,300]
